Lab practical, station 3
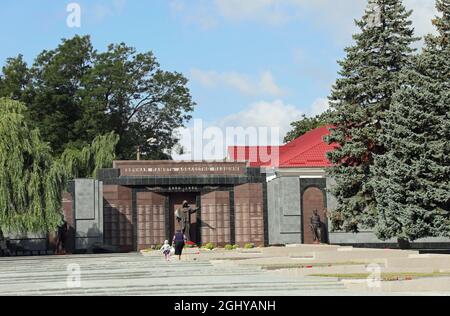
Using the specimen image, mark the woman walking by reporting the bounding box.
[172,230,187,261]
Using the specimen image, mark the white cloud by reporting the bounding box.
[190,69,285,97]
[88,0,127,23]
[405,0,437,37]
[218,100,302,133]
[171,97,332,160]
[259,72,285,96]
[215,0,289,25]
[308,98,329,117]
[170,0,438,39]
[170,0,218,30]
[171,100,304,160]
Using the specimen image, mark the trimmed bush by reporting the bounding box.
[224,244,234,250]
[244,243,255,249]
[203,243,215,250]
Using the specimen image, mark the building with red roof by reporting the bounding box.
[227,125,335,169]
[227,126,337,245]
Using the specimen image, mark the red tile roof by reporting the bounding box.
[227,126,336,168]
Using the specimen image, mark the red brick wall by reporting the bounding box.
[103,185,134,252]
[136,192,166,250]
[62,192,74,227]
[62,192,75,253]
[201,191,231,246]
[234,184,265,246]
[302,187,325,244]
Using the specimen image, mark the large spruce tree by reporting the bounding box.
[326,0,418,232]
[371,0,450,241]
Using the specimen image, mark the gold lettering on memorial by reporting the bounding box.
[116,162,246,177]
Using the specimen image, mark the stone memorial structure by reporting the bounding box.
[5,127,449,256]
[93,161,268,252]
[63,179,103,252]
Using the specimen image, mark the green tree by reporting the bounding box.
[26,35,93,154]
[0,35,195,159]
[80,42,194,159]
[0,55,30,101]
[371,0,450,241]
[0,98,119,236]
[59,132,119,179]
[0,98,65,234]
[326,0,418,232]
[284,110,332,143]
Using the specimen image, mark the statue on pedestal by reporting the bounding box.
[175,201,200,242]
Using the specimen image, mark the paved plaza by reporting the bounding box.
[1,245,450,296]
[0,253,351,296]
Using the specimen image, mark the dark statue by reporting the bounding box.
[175,201,200,242]
[310,210,322,243]
[0,229,10,257]
[55,219,69,255]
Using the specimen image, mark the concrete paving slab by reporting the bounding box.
[2,245,450,296]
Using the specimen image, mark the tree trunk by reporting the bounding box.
[0,228,4,246]
[0,228,5,255]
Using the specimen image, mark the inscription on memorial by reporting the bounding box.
[114,161,247,177]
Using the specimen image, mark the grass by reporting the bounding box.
[261,261,366,270]
[311,272,450,282]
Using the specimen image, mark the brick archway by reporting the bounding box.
[302,186,327,244]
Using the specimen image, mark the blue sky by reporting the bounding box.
[0,0,438,146]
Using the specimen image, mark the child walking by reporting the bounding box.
[160,240,172,262]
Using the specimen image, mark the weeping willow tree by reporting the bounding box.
[0,98,66,234]
[0,98,119,235]
[59,132,119,179]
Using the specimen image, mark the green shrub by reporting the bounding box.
[203,242,215,250]
[244,243,255,249]
[232,245,239,250]
[224,244,234,250]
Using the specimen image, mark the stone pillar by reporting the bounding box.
[136,192,166,250]
[74,179,103,251]
[62,191,75,254]
[73,179,104,251]
[201,191,231,246]
[267,177,302,245]
[234,184,265,246]
[103,185,133,252]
